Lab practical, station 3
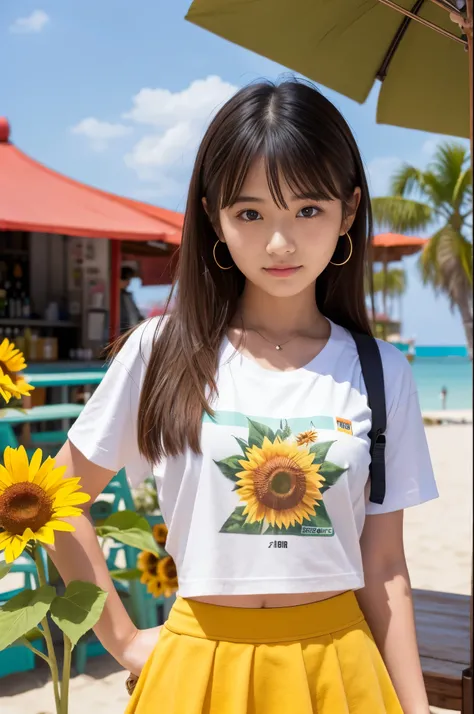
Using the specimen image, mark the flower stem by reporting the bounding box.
[20,636,50,665]
[60,635,72,714]
[34,546,61,714]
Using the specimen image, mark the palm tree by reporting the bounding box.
[372,268,406,320]
[372,143,472,358]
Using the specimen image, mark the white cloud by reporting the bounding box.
[71,118,132,152]
[9,10,49,34]
[124,75,238,177]
[123,75,238,128]
[366,156,401,197]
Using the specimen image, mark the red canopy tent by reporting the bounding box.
[0,117,182,337]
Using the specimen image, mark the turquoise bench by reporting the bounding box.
[0,404,83,424]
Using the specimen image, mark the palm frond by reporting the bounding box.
[390,165,425,197]
[452,167,473,213]
[372,196,432,233]
[430,143,469,194]
[419,226,472,309]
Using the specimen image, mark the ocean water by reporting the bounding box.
[410,347,472,411]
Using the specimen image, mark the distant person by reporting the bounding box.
[440,386,448,410]
[120,266,144,332]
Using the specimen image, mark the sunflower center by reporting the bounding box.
[253,456,306,511]
[164,559,177,580]
[0,482,53,535]
[270,471,292,494]
[144,553,159,573]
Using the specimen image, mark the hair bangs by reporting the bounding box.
[215,120,347,213]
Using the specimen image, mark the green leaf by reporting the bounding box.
[97,526,160,555]
[301,501,335,536]
[101,510,150,532]
[234,437,249,456]
[213,455,244,482]
[50,581,108,647]
[12,626,44,646]
[0,585,56,651]
[0,562,12,580]
[95,510,159,554]
[219,507,263,535]
[247,419,275,448]
[309,441,335,464]
[109,568,142,582]
[319,462,347,493]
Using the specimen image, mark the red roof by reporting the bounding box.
[0,117,182,243]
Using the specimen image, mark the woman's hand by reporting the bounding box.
[116,625,163,677]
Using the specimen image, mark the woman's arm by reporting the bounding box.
[356,510,430,714]
[45,440,160,674]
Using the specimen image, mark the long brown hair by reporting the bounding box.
[134,79,373,463]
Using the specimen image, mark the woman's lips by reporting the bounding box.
[263,266,302,277]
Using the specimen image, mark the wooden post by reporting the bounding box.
[467,2,473,704]
[109,240,121,341]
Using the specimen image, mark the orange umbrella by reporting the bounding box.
[371,233,428,337]
[372,233,429,262]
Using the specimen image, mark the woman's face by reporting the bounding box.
[216,158,360,298]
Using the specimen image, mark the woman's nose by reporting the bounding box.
[266,231,296,255]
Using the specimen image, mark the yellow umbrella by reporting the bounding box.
[186,0,472,156]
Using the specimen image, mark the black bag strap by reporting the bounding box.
[350,331,387,505]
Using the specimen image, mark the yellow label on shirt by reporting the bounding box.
[336,418,353,435]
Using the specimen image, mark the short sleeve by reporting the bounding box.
[366,344,439,515]
[67,318,159,486]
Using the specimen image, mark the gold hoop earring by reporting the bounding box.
[213,240,233,270]
[330,232,353,266]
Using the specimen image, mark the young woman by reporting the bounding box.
[51,80,438,714]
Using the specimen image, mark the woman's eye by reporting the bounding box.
[239,209,262,222]
[297,206,320,218]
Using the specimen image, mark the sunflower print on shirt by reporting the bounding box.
[214,417,347,537]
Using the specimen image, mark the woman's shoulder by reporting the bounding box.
[113,316,166,373]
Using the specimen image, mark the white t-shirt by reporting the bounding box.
[68,317,438,597]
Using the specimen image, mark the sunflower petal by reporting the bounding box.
[13,446,30,482]
[48,519,76,533]
[28,449,44,481]
[9,535,28,562]
[20,527,37,543]
[32,457,56,488]
[34,526,55,545]
[0,464,14,490]
[55,491,91,507]
[52,506,84,518]
[0,531,13,546]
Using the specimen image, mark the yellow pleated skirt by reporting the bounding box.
[125,591,403,714]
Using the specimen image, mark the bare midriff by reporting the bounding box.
[189,589,347,609]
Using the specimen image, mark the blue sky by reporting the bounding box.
[1,0,470,345]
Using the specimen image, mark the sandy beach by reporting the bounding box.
[1,423,472,714]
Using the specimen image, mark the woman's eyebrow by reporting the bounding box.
[232,195,265,204]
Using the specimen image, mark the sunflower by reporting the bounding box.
[0,338,27,374]
[236,436,325,530]
[157,556,178,597]
[296,429,318,447]
[137,550,159,585]
[0,446,90,562]
[0,370,34,404]
[0,338,34,405]
[137,550,168,598]
[152,523,168,547]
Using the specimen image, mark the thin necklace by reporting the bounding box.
[243,324,296,351]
